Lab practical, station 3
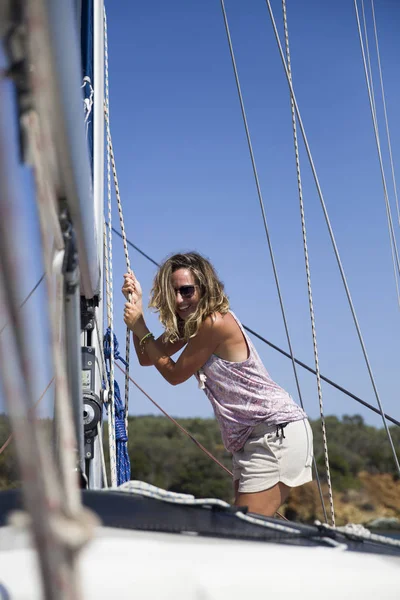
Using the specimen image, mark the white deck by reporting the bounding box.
[0,525,398,599]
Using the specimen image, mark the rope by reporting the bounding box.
[281,0,334,525]
[370,0,400,227]
[316,521,400,549]
[355,0,400,310]
[219,0,327,522]
[102,7,119,489]
[103,7,132,438]
[103,217,117,487]
[118,482,293,527]
[104,329,131,485]
[263,0,400,478]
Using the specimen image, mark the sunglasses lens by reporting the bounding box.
[180,286,195,298]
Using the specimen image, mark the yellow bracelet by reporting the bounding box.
[139,332,154,353]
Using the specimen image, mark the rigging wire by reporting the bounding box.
[262,0,400,477]
[4,0,399,514]
[219,0,329,522]
[361,1,378,124]
[245,325,400,427]
[281,0,334,526]
[370,0,400,227]
[218,0,321,462]
[355,0,400,310]
[359,1,400,307]
[360,0,400,307]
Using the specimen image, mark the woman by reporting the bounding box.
[122,252,313,517]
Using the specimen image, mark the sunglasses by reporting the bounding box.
[174,285,197,299]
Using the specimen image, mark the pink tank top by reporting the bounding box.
[196,312,306,452]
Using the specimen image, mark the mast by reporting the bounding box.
[80,0,105,488]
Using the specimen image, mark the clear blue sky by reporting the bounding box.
[1,0,399,431]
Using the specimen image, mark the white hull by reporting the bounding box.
[0,525,399,599]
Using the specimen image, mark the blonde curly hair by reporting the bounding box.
[149,252,230,342]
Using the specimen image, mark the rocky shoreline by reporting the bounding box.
[284,472,400,527]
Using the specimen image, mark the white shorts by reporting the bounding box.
[232,418,313,494]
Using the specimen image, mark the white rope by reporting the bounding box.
[117,482,397,551]
[118,481,300,535]
[219,0,327,522]
[263,0,400,478]
[355,0,400,310]
[281,0,334,526]
[103,7,132,435]
[370,0,400,227]
[316,521,400,549]
[101,3,118,490]
[104,216,117,487]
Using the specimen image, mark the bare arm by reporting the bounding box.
[126,313,221,386]
[133,326,186,366]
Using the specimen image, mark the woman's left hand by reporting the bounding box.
[123,291,143,332]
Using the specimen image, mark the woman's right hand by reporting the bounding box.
[122,271,143,302]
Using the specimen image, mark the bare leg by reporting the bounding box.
[234,480,290,517]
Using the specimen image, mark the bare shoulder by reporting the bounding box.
[212,311,249,361]
[199,312,235,337]
[194,312,247,362]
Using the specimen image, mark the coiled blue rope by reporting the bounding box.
[104,327,131,485]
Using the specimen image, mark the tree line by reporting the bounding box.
[0,413,399,501]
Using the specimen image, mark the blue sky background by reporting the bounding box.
[1,0,399,431]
